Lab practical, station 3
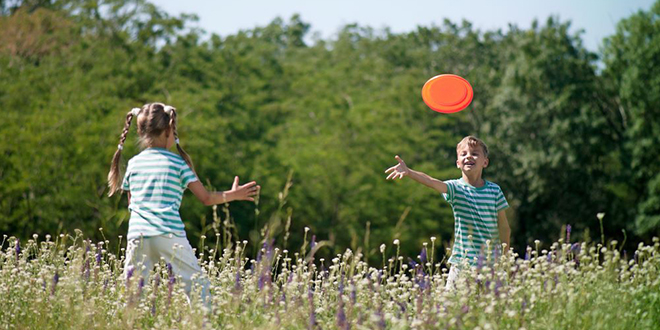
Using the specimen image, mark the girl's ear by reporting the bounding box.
[484,158,489,168]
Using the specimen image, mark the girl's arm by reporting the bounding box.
[497,210,511,253]
[188,176,260,206]
[385,155,448,193]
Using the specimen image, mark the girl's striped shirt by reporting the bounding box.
[442,178,508,266]
[121,148,198,241]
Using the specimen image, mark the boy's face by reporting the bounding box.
[456,145,489,173]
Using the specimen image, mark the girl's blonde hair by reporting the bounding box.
[107,103,194,196]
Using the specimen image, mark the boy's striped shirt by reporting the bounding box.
[121,148,198,240]
[442,178,508,266]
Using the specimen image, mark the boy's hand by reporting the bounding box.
[385,155,410,180]
[228,176,260,202]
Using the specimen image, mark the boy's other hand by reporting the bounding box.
[385,155,410,180]
[230,176,260,202]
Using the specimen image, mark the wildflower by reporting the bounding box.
[308,286,316,330]
[350,280,357,305]
[14,240,20,260]
[234,267,242,292]
[393,239,400,245]
[570,243,581,254]
[136,277,145,299]
[336,294,347,329]
[51,271,59,295]
[380,244,386,253]
[419,247,427,265]
[152,273,161,316]
[597,213,605,221]
[477,254,485,270]
[126,265,135,283]
[566,224,572,242]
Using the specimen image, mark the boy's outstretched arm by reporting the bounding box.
[497,210,511,253]
[385,155,447,194]
[189,176,260,206]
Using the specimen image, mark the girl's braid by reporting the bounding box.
[118,112,134,149]
[107,110,136,196]
[169,108,195,173]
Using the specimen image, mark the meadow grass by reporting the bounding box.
[0,229,658,330]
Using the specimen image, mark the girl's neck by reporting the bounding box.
[146,140,168,149]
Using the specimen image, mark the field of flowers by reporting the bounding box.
[0,228,658,330]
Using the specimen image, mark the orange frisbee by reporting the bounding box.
[421,74,473,113]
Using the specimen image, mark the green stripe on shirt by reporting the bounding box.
[443,178,508,265]
[121,148,198,240]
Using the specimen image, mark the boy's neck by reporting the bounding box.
[461,171,485,187]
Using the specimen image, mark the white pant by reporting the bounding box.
[124,234,210,305]
[445,266,461,290]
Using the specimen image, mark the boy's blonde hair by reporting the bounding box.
[107,103,194,196]
[456,136,489,157]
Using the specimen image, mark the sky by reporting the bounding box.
[151,0,656,52]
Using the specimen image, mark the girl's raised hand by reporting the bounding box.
[385,155,410,180]
[230,176,260,202]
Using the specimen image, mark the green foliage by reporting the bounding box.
[0,0,659,262]
[602,1,660,237]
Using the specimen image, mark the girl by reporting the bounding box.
[107,102,259,304]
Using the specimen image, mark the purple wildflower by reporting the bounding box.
[166,263,173,278]
[167,265,176,305]
[376,304,386,330]
[234,267,242,292]
[477,254,485,271]
[15,240,20,261]
[96,252,102,265]
[571,243,581,265]
[336,295,348,330]
[339,273,345,295]
[419,247,427,264]
[308,286,316,330]
[151,273,161,316]
[461,305,469,314]
[51,271,59,295]
[126,265,135,289]
[525,250,530,261]
[494,280,503,296]
[350,280,357,305]
[566,224,572,242]
[138,277,145,295]
[83,259,91,281]
[280,291,287,309]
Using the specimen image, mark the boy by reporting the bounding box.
[385,136,510,288]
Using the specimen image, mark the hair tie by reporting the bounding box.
[117,144,124,150]
[175,138,180,145]
[131,107,141,117]
[164,105,176,115]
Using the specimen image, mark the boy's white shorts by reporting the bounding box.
[124,234,210,303]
